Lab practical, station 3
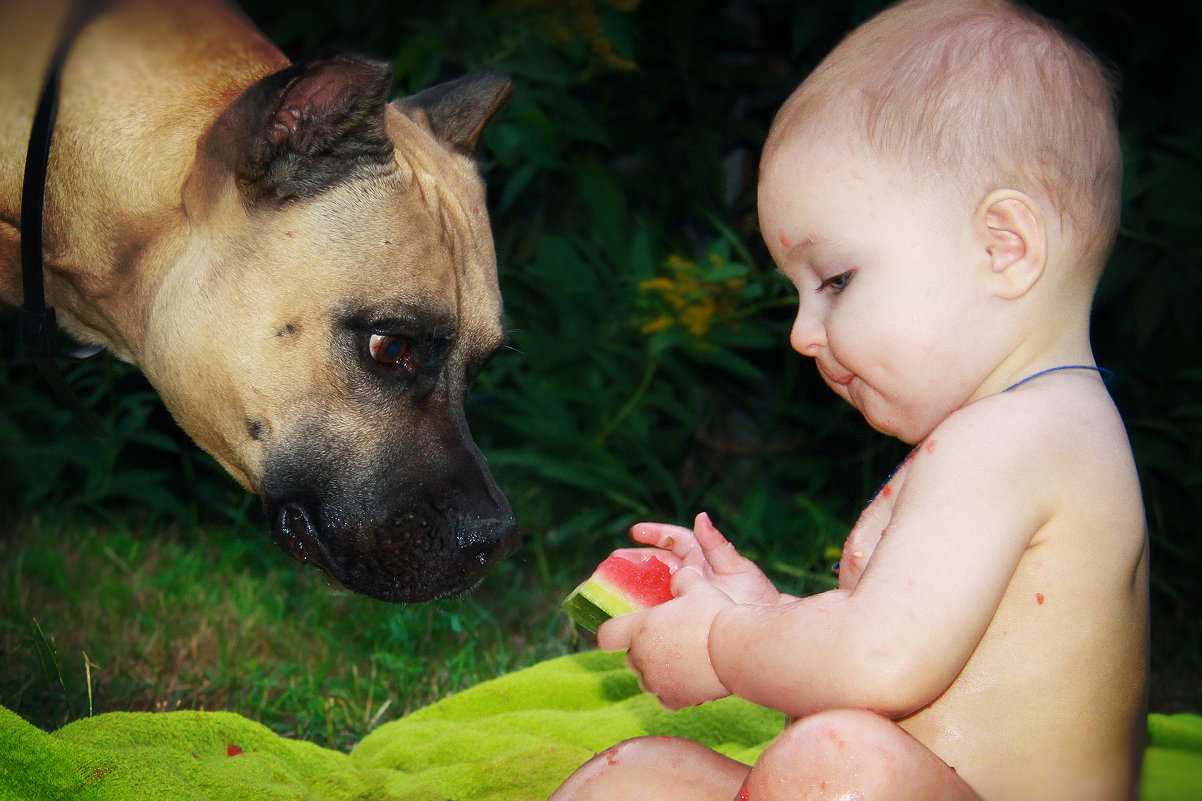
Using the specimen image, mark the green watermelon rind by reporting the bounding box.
[561,574,642,633]
[560,593,610,634]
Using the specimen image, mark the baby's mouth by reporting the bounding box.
[816,361,855,387]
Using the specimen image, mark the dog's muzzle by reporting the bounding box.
[265,497,520,603]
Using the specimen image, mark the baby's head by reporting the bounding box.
[761,0,1121,281]
[759,0,1123,440]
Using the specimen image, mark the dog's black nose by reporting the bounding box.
[458,516,521,567]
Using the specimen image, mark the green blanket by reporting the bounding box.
[1,651,1198,800]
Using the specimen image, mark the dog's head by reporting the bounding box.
[141,55,518,602]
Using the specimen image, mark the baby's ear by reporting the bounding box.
[977,190,1046,299]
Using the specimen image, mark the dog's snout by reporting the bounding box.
[274,503,313,564]
[457,516,521,566]
[261,427,518,602]
[272,501,342,578]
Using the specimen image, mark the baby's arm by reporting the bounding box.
[707,399,1056,718]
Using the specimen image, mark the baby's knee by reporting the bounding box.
[749,709,909,799]
[776,709,899,761]
[550,735,747,800]
[547,738,660,800]
[568,735,676,777]
[595,735,686,766]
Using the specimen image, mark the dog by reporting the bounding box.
[0,0,520,602]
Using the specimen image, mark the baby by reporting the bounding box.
[549,0,1149,799]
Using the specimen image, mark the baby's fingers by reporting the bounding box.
[630,522,700,561]
[693,513,745,574]
[596,610,638,652]
[669,565,710,598]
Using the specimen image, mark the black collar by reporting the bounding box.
[19,3,106,437]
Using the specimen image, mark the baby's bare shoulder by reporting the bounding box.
[931,378,1132,476]
[935,378,1144,558]
[900,378,1140,542]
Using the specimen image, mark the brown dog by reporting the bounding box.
[0,0,519,602]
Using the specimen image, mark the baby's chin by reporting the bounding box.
[815,368,933,443]
[850,395,932,445]
[863,416,913,443]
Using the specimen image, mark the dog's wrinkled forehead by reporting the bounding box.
[388,110,502,273]
[253,145,502,332]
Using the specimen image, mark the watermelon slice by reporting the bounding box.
[561,548,675,633]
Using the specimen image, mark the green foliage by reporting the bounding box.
[1,0,1199,730]
[0,333,251,526]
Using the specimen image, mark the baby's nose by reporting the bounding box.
[789,305,826,356]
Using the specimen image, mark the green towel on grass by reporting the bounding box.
[1,650,1198,800]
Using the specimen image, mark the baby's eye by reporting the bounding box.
[818,270,854,294]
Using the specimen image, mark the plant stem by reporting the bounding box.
[594,358,658,444]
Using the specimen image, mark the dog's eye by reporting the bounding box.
[369,333,419,377]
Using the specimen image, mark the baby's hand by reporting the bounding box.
[631,513,779,606]
[598,565,732,710]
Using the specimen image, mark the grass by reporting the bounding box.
[1,504,1197,756]
[0,514,583,751]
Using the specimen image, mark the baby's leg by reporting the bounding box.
[547,735,749,801]
[746,709,982,801]
[548,711,980,801]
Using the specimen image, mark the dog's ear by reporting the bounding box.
[392,70,513,156]
[235,54,395,204]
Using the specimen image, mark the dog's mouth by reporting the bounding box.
[272,502,343,579]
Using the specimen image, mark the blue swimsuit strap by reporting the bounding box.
[1001,364,1113,393]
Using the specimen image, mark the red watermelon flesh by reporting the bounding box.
[561,548,674,633]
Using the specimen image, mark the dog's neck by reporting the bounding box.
[0,0,286,362]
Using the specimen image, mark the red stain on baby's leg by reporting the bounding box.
[881,484,892,498]
[736,778,753,800]
[924,439,937,453]
[605,746,621,766]
[778,231,791,249]
[1036,593,1045,605]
